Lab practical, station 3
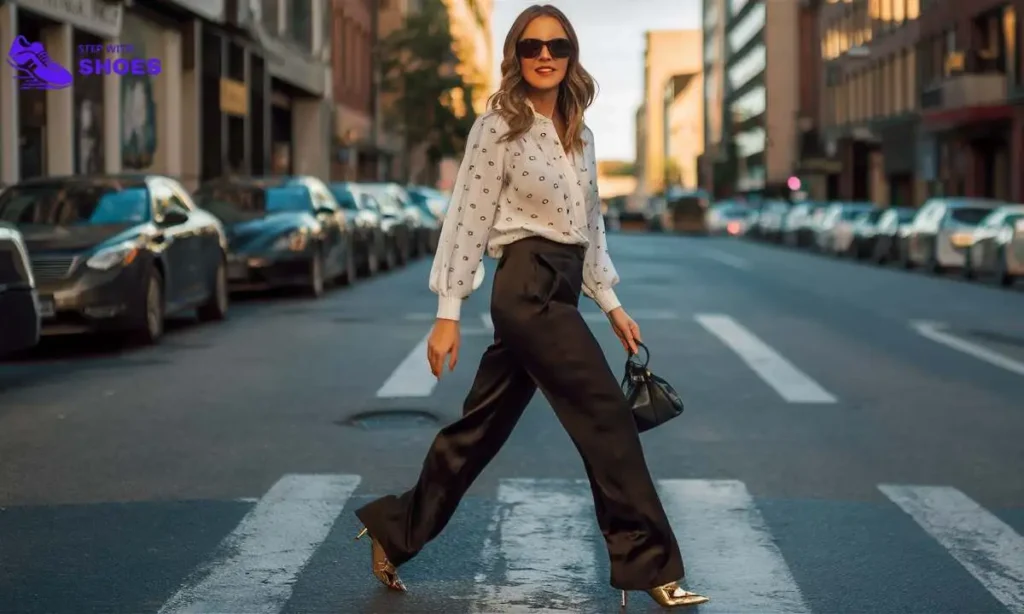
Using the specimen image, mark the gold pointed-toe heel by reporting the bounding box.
[620,582,709,609]
[355,527,407,592]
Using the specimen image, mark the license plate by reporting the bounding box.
[38,296,54,318]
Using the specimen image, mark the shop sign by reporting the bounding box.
[220,78,248,116]
[15,0,122,38]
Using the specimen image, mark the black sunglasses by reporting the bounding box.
[516,38,573,59]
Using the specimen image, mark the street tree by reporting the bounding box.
[378,1,476,182]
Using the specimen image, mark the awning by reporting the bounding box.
[922,104,1014,130]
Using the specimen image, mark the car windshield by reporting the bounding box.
[330,187,360,210]
[950,207,995,225]
[266,186,313,213]
[196,184,310,222]
[0,183,150,226]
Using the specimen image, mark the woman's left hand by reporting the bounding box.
[608,307,641,355]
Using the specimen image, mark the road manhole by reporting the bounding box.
[340,409,440,430]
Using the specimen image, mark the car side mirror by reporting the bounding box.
[161,209,189,226]
[314,205,335,216]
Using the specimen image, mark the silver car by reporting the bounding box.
[963,204,1024,285]
[901,198,1004,272]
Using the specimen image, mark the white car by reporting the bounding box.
[902,197,1005,272]
[964,205,1024,284]
[817,202,874,254]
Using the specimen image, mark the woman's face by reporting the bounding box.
[517,15,573,92]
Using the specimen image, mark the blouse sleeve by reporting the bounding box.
[428,112,508,321]
[580,127,622,314]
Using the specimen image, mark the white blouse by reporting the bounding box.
[429,106,621,321]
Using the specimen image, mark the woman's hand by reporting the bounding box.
[427,318,461,378]
[608,307,641,355]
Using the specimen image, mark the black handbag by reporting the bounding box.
[621,342,685,433]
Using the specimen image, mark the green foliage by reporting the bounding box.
[600,160,635,176]
[378,2,477,166]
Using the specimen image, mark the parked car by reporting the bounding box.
[753,200,790,242]
[707,201,751,236]
[0,223,40,356]
[817,202,874,255]
[901,197,1004,272]
[359,183,416,263]
[782,202,823,248]
[329,181,393,274]
[0,174,229,343]
[846,207,888,258]
[870,206,917,264]
[194,176,357,297]
[401,185,444,252]
[963,204,1024,285]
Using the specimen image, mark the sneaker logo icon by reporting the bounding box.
[7,35,73,90]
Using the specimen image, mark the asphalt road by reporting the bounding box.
[2,233,1023,614]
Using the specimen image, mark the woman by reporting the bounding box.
[355,4,709,609]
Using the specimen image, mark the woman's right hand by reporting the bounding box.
[427,318,461,378]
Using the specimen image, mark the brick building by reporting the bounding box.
[331,0,378,181]
[818,0,1024,205]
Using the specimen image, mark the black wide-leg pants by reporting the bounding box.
[355,236,685,590]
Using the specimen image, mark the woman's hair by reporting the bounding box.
[487,4,596,153]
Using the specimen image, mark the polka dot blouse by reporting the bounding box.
[429,107,621,321]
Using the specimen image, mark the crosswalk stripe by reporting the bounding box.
[659,479,810,613]
[376,331,437,397]
[157,474,360,614]
[910,320,1024,377]
[695,314,837,403]
[472,479,597,613]
[879,484,1024,612]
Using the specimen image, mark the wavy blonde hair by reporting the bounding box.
[487,4,596,154]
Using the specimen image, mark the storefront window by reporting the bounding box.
[17,17,46,179]
[73,30,105,175]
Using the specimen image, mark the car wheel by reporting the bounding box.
[342,241,357,286]
[996,249,1012,286]
[961,252,975,279]
[198,257,229,321]
[365,243,380,276]
[133,267,164,345]
[308,251,325,298]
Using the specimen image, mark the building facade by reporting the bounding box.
[819,0,1024,205]
[637,29,702,199]
[700,0,728,195]
[0,0,333,188]
[331,0,377,181]
[664,72,704,189]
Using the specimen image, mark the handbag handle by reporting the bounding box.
[626,341,650,368]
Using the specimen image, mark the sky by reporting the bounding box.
[490,0,702,163]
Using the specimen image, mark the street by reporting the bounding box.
[2,233,1024,614]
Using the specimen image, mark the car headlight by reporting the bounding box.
[86,241,139,270]
[950,232,973,248]
[273,230,309,251]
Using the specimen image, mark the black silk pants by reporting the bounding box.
[354,236,685,590]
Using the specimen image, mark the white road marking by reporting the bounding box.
[472,479,597,613]
[376,331,436,397]
[481,313,494,330]
[910,320,1024,377]
[659,479,810,613]
[700,249,751,270]
[879,484,1024,612]
[696,314,837,403]
[158,474,360,614]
